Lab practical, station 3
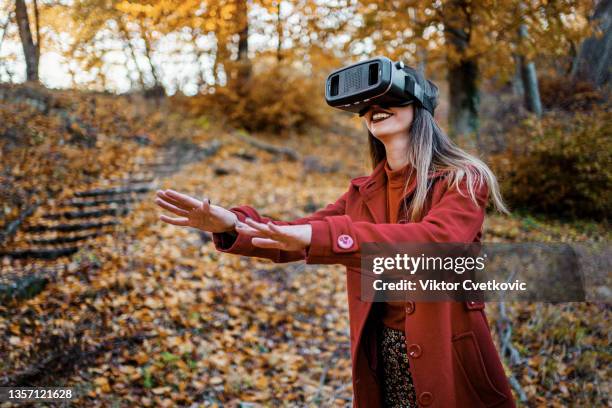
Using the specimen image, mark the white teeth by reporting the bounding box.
[372,112,392,121]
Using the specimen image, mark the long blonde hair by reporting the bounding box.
[368,104,509,222]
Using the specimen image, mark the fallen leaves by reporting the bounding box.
[0,93,609,407]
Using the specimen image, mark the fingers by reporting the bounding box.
[159,214,190,226]
[235,220,262,236]
[163,189,202,209]
[156,190,193,211]
[201,197,212,213]
[157,190,182,206]
[267,222,284,234]
[242,218,295,244]
[251,237,284,249]
[155,197,189,217]
[157,189,214,218]
[243,217,278,236]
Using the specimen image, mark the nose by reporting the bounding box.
[359,105,379,117]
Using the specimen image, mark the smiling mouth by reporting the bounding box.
[370,109,394,123]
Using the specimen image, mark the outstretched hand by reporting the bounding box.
[156,190,312,251]
[236,217,312,251]
[155,189,238,233]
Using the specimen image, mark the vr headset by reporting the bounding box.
[324,56,437,117]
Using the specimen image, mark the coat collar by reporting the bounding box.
[351,158,450,198]
[351,157,451,223]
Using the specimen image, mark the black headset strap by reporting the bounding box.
[403,73,435,115]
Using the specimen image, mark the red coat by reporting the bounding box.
[213,158,516,408]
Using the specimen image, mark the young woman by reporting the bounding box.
[155,66,516,407]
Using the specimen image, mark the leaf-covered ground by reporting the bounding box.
[0,83,205,235]
[0,92,610,407]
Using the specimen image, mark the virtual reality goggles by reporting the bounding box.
[324,56,437,117]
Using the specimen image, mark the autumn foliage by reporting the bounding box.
[174,61,330,133]
[538,75,608,112]
[0,0,610,406]
[1,100,609,405]
[0,83,208,235]
[489,106,611,219]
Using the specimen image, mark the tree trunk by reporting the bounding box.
[213,27,228,87]
[416,49,427,74]
[190,28,208,91]
[209,2,224,86]
[447,60,480,144]
[518,24,542,117]
[519,58,542,116]
[138,21,161,89]
[234,0,251,95]
[0,14,11,81]
[15,0,39,82]
[118,18,146,90]
[212,39,219,85]
[276,0,283,62]
[33,0,40,52]
[444,0,480,145]
[237,2,248,63]
[510,56,524,97]
[408,7,427,74]
[571,0,612,88]
[0,12,13,55]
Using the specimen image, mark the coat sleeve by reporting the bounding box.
[305,177,489,268]
[211,188,350,263]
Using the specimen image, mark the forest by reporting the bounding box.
[0,0,610,406]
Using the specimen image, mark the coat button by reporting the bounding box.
[407,343,422,358]
[405,301,415,315]
[418,391,433,406]
[337,234,354,249]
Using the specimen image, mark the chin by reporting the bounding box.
[369,119,406,139]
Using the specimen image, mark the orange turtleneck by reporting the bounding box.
[382,160,413,332]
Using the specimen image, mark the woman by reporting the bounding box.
[155,65,516,407]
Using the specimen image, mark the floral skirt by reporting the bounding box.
[379,325,418,408]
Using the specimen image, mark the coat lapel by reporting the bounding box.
[351,159,387,223]
[352,158,451,224]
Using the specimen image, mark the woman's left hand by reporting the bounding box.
[237,218,312,251]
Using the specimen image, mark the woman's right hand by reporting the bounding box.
[155,189,238,233]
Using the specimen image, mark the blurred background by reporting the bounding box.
[0,0,610,407]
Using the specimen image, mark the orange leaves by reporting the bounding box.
[143,297,163,310]
[0,84,173,234]
[219,3,237,20]
[2,91,608,408]
[52,134,352,405]
[182,61,330,133]
[93,376,112,393]
[132,351,150,365]
[489,108,611,219]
